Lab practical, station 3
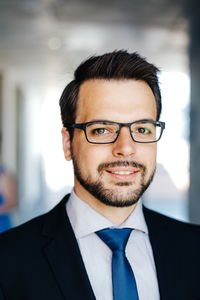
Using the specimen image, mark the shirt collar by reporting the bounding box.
[66,189,148,240]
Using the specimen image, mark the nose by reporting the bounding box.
[112,126,136,158]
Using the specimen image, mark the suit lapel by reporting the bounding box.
[143,207,180,300]
[42,195,96,300]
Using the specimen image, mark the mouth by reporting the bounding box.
[105,169,140,180]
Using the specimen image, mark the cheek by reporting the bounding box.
[140,144,157,167]
[72,133,109,167]
[84,146,110,165]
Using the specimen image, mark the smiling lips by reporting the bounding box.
[106,169,140,180]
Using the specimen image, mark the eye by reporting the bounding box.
[92,128,109,135]
[137,127,151,135]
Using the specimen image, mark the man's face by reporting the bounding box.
[62,79,157,209]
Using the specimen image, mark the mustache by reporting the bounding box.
[97,161,146,173]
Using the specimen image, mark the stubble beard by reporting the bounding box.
[71,149,156,207]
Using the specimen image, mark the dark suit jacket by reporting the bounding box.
[0,194,200,300]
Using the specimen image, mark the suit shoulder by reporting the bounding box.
[143,205,200,234]
[0,211,47,248]
[0,195,69,249]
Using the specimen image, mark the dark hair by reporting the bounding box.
[59,50,161,132]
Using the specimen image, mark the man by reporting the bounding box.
[0,50,200,300]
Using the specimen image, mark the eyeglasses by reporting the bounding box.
[65,120,165,144]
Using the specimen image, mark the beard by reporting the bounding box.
[72,151,155,208]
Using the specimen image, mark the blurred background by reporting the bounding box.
[0,0,200,231]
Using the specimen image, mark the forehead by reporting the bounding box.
[75,79,157,123]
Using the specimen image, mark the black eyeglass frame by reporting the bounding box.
[64,120,165,144]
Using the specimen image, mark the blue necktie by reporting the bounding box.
[96,228,139,300]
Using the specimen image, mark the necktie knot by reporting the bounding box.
[96,228,133,252]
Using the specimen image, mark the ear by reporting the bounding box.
[61,127,72,161]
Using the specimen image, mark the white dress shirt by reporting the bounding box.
[66,190,160,300]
